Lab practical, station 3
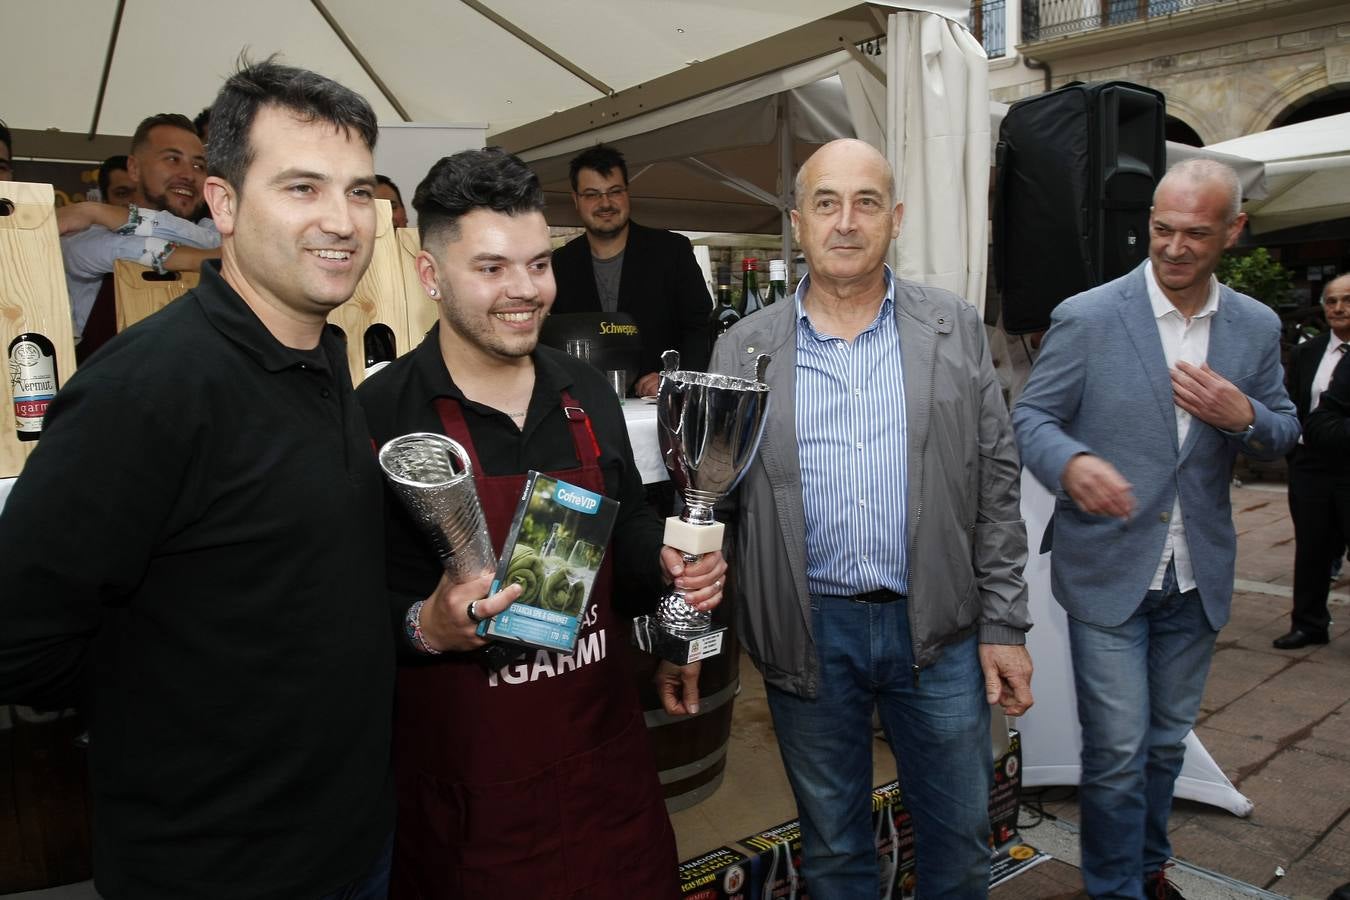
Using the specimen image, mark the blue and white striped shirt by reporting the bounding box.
[794,267,909,598]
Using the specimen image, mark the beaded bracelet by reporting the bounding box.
[404,600,443,655]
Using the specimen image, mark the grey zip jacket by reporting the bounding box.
[709,274,1031,698]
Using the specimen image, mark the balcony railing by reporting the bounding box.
[970,0,1008,58]
[1022,0,1222,42]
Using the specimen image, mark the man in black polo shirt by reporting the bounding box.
[0,62,394,900]
[358,148,726,899]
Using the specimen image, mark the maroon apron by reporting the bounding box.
[389,392,678,900]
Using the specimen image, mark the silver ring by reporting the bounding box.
[715,579,722,589]
[466,600,483,624]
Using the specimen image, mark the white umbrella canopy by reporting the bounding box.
[4,0,863,143]
[1205,112,1350,235]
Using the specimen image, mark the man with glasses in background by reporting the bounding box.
[550,144,712,395]
[1275,271,1350,649]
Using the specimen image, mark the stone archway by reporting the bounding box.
[1165,115,1204,147]
[1246,70,1339,135]
[1271,83,1350,127]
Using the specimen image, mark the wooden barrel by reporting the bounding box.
[630,601,740,813]
[0,705,93,892]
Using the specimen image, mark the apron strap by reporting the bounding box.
[559,389,602,468]
[433,396,485,474]
[433,388,602,476]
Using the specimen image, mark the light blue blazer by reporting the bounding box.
[1012,264,1299,629]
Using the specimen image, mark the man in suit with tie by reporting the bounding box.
[1014,158,1299,900]
[1274,271,1350,649]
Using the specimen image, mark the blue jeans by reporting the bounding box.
[318,833,392,900]
[765,594,993,900]
[1068,566,1218,900]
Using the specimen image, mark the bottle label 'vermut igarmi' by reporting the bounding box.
[9,332,60,441]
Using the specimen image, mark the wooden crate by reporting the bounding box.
[327,198,408,385]
[113,260,200,332]
[0,183,79,478]
[398,226,439,349]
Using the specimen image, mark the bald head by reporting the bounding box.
[794,139,895,210]
[1156,158,1243,224]
[1322,272,1350,341]
[790,138,903,294]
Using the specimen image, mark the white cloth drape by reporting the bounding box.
[886,12,991,309]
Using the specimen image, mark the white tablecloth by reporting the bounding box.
[623,401,667,485]
[0,477,14,514]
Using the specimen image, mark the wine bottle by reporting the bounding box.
[709,281,741,351]
[767,259,788,307]
[8,332,60,442]
[740,257,762,316]
[363,323,397,368]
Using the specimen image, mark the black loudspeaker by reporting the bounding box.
[994,81,1165,334]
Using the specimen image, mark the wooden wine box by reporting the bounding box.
[399,226,439,348]
[1,183,78,478]
[113,259,199,332]
[327,198,410,385]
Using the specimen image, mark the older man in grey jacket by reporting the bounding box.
[710,139,1032,900]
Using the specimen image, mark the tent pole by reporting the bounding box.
[89,0,127,139]
[779,93,794,282]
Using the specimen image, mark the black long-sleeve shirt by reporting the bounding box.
[0,261,394,900]
[356,326,667,635]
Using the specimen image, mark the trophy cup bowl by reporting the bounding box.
[378,433,496,583]
[651,349,771,653]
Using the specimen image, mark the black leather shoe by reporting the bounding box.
[1145,869,1185,899]
[1272,628,1330,649]
[1327,881,1350,900]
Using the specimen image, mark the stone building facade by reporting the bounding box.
[980,0,1349,142]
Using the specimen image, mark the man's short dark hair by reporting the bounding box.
[207,57,378,191]
[98,155,129,196]
[0,116,12,158]
[413,147,545,248]
[375,174,403,203]
[568,144,628,192]
[193,107,211,140]
[130,113,198,155]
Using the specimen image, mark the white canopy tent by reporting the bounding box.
[5,0,987,302]
[3,0,865,141]
[503,0,991,306]
[1205,112,1350,235]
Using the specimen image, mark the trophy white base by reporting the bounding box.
[632,615,726,665]
[663,517,725,555]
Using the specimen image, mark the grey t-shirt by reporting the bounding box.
[592,250,624,313]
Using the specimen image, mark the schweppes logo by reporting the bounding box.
[599,321,639,336]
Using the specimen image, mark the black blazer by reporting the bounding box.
[1287,331,1347,475]
[1288,331,1331,422]
[1305,352,1350,455]
[551,221,712,378]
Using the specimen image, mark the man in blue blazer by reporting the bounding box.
[1013,159,1299,900]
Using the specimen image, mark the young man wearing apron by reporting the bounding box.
[358,148,725,900]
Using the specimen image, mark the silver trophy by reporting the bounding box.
[378,433,496,583]
[634,349,771,664]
